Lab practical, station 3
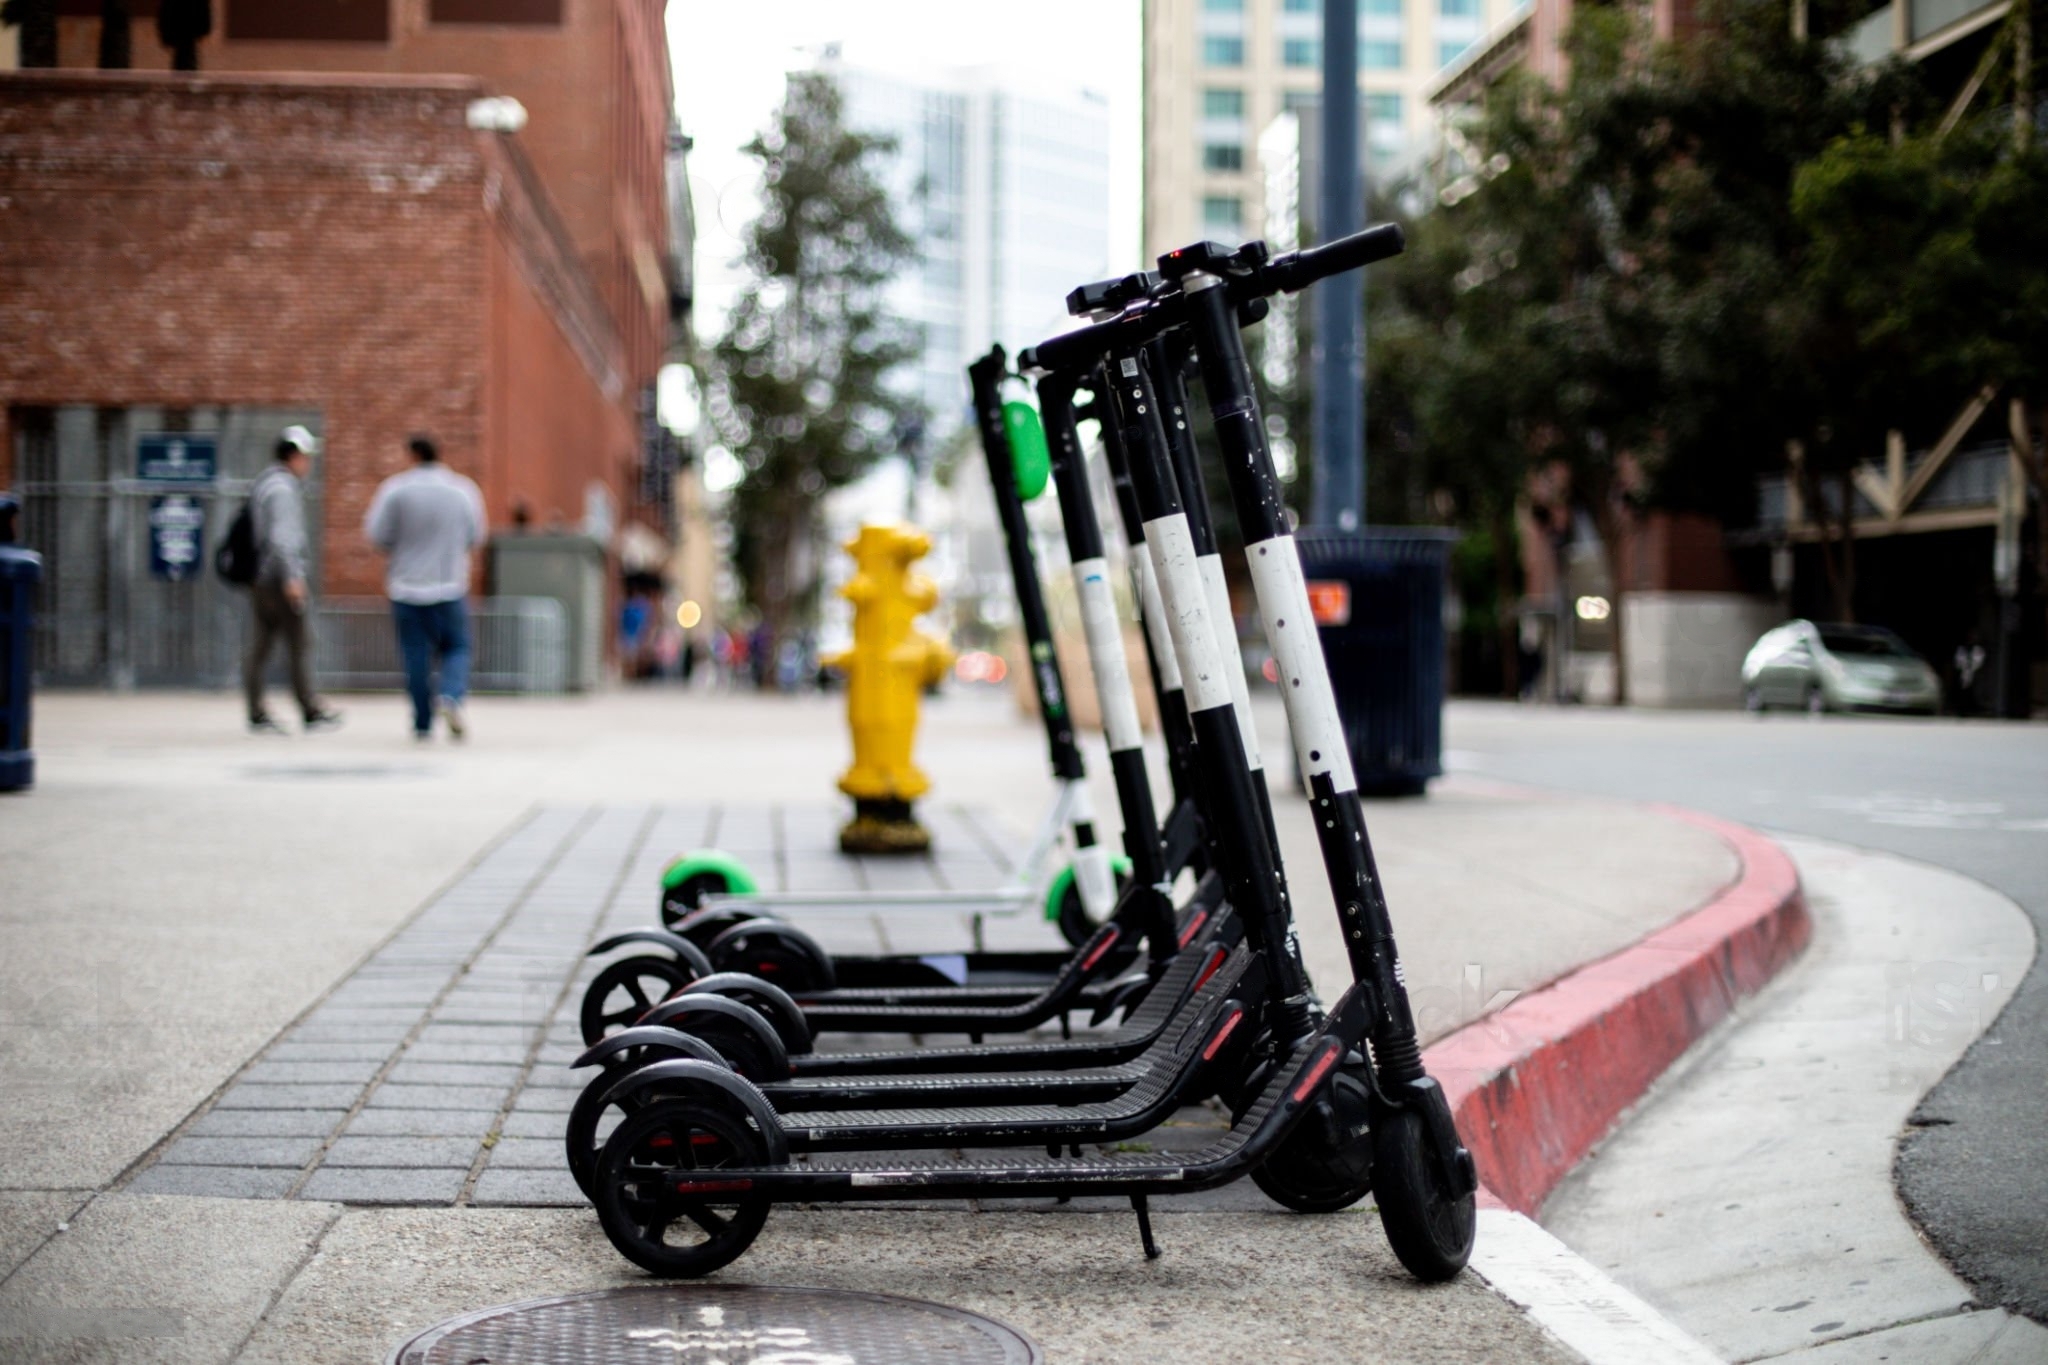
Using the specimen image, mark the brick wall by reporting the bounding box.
[49,0,673,398]
[0,70,632,597]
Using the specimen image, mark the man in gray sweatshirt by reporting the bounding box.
[246,426,343,734]
[364,435,487,740]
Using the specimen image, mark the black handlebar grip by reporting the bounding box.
[1266,222,1406,294]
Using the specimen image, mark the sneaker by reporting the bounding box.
[303,709,345,734]
[413,730,433,744]
[441,697,466,741]
[249,716,288,736]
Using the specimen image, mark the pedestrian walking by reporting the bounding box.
[364,435,486,741]
[244,426,343,735]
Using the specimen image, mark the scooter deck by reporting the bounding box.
[766,951,1252,1148]
[786,918,1241,1080]
[648,986,1368,1202]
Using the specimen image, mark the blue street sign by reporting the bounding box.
[138,433,218,484]
[148,495,207,582]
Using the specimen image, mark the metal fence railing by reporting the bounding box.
[312,595,569,696]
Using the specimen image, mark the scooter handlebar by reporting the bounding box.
[1263,222,1406,295]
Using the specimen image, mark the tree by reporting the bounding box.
[702,72,923,663]
[1,0,58,67]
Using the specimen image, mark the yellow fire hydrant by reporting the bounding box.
[825,524,955,854]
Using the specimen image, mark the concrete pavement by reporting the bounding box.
[1543,836,2048,1363]
[1,686,1772,1362]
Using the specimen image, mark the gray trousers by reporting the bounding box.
[244,580,317,722]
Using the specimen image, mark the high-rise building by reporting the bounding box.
[1143,0,1523,259]
[833,61,1113,440]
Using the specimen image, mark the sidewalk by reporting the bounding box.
[2,686,1773,1362]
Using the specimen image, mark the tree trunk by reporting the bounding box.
[98,0,130,68]
[1833,466,1858,620]
[1491,507,1523,699]
[8,0,58,66]
[1795,453,1856,622]
[1590,498,1631,707]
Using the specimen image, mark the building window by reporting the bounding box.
[1283,38,1320,66]
[1203,88,1246,118]
[1284,0,1317,9]
[1363,0,1404,12]
[1203,142,1245,172]
[432,0,562,21]
[227,0,387,41]
[1439,38,1473,65]
[1203,0,1245,9]
[1360,39,1403,68]
[1282,89,1319,116]
[1365,92,1404,152]
[1440,0,1480,13]
[1203,196,1242,234]
[1202,35,1245,65]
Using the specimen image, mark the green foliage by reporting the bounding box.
[703,72,924,636]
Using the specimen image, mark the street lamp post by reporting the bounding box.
[1314,0,1364,531]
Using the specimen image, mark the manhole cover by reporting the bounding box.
[388,1284,1043,1365]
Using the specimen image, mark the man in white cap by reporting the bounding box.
[365,434,487,741]
[246,425,343,734]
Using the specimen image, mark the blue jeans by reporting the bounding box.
[393,599,470,734]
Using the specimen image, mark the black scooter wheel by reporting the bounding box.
[565,1042,732,1199]
[1372,1104,1476,1281]
[667,905,761,948]
[706,919,837,994]
[660,871,737,927]
[581,956,695,1045]
[682,973,814,1055]
[1250,1068,1373,1213]
[595,1098,773,1278]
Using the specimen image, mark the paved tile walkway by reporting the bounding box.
[128,802,1026,1207]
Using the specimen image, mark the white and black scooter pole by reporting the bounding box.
[967,351,1120,937]
[1034,369,1177,955]
[1159,233,1435,1089]
[1090,346,1321,1042]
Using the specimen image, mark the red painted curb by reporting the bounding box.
[1423,805,1810,1216]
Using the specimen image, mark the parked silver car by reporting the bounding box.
[1741,621,1942,715]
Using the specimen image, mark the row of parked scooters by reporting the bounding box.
[560,224,1480,1283]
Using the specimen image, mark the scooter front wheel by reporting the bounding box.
[594,1098,773,1278]
[1372,1104,1475,1281]
[580,956,695,1045]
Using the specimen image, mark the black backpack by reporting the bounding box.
[215,501,258,585]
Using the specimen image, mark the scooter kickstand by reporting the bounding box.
[1131,1195,1162,1259]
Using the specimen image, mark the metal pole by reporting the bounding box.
[1314,0,1363,531]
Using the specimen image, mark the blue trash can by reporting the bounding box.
[1292,527,1456,797]
[0,494,42,792]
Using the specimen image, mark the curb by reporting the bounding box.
[1425,804,1811,1216]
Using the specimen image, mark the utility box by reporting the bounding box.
[0,495,43,791]
[1293,527,1456,797]
[489,533,606,692]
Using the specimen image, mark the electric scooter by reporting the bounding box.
[585,224,1478,1285]
[576,351,1229,1046]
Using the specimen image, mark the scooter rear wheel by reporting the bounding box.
[580,956,695,1045]
[1251,1069,1374,1213]
[706,919,837,994]
[1372,1104,1476,1281]
[660,870,738,926]
[594,1099,773,1278]
[565,1041,726,1199]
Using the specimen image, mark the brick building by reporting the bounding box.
[0,1,683,687]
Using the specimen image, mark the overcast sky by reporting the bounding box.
[664,0,1144,342]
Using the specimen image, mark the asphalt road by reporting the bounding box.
[1436,700,2048,1325]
